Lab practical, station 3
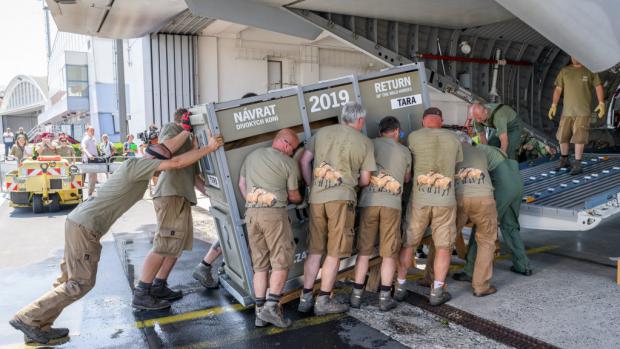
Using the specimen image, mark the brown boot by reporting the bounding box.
[555,156,571,171]
[570,161,583,175]
[473,286,497,297]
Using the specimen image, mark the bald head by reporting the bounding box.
[468,102,488,123]
[273,128,300,156]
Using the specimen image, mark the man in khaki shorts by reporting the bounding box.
[133,108,208,310]
[395,107,462,306]
[548,56,605,175]
[239,128,302,328]
[299,102,376,316]
[350,116,411,311]
[425,131,499,297]
[10,130,223,345]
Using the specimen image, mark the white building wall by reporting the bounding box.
[124,37,149,138]
[195,26,468,126]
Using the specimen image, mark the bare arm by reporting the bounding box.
[552,86,563,105]
[358,170,371,187]
[287,189,302,204]
[499,133,509,154]
[239,175,247,198]
[299,150,314,186]
[595,84,605,104]
[160,130,192,155]
[157,134,223,172]
[478,132,488,145]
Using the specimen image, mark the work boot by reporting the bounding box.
[297,291,314,313]
[452,272,472,282]
[255,306,268,327]
[25,327,70,345]
[429,285,451,306]
[555,156,571,171]
[151,280,183,301]
[510,266,533,276]
[314,295,349,316]
[473,286,497,298]
[349,288,364,308]
[257,301,292,328]
[9,317,50,344]
[132,287,171,310]
[379,290,397,312]
[192,263,219,289]
[570,161,583,175]
[393,283,408,302]
[218,262,226,275]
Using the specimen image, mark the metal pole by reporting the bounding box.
[115,39,128,140]
[43,5,51,60]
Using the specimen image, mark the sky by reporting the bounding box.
[0,0,57,90]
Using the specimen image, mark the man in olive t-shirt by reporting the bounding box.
[426,132,499,297]
[395,107,462,307]
[133,108,209,310]
[299,102,376,316]
[469,102,522,160]
[239,128,301,328]
[351,116,411,312]
[11,130,224,345]
[548,56,605,175]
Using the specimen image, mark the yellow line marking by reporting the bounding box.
[135,303,246,329]
[406,244,559,281]
[177,313,346,349]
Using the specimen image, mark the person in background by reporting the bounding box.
[9,134,31,162]
[36,132,57,156]
[17,127,26,137]
[81,126,99,197]
[123,134,138,157]
[3,128,15,158]
[56,136,76,163]
[100,134,115,162]
[548,56,605,175]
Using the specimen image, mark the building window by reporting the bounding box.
[68,81,89,97]
[66,65,89,97]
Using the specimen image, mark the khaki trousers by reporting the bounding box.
[87,172,97,196]
[425,196,497,293]
[14,220,102,330]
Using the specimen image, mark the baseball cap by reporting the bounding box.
[422,107,443,118]
[41,132,52,138]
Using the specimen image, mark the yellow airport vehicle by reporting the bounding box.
[4,156,84,213]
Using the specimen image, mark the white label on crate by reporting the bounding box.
[207,175,220,189]
[390,94,422,110]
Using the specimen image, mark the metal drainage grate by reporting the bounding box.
[405,291,560,349]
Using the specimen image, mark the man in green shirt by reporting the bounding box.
[350,116,411,311]
[133,108,209,310]
[469,102,523,161]
[239,128,302,328]
[298,102,376,316]
[10,130,223,345]
[395,107,463,306]
[548,56,605,175]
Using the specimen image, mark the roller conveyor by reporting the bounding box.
[519,154,620,231]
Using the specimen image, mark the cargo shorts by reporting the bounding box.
[357,206,402,258]
[556,115,590,144]
[308,200,356,258]
[245,207,295,272]
[152,196,194,257]
[404,200,457,250]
